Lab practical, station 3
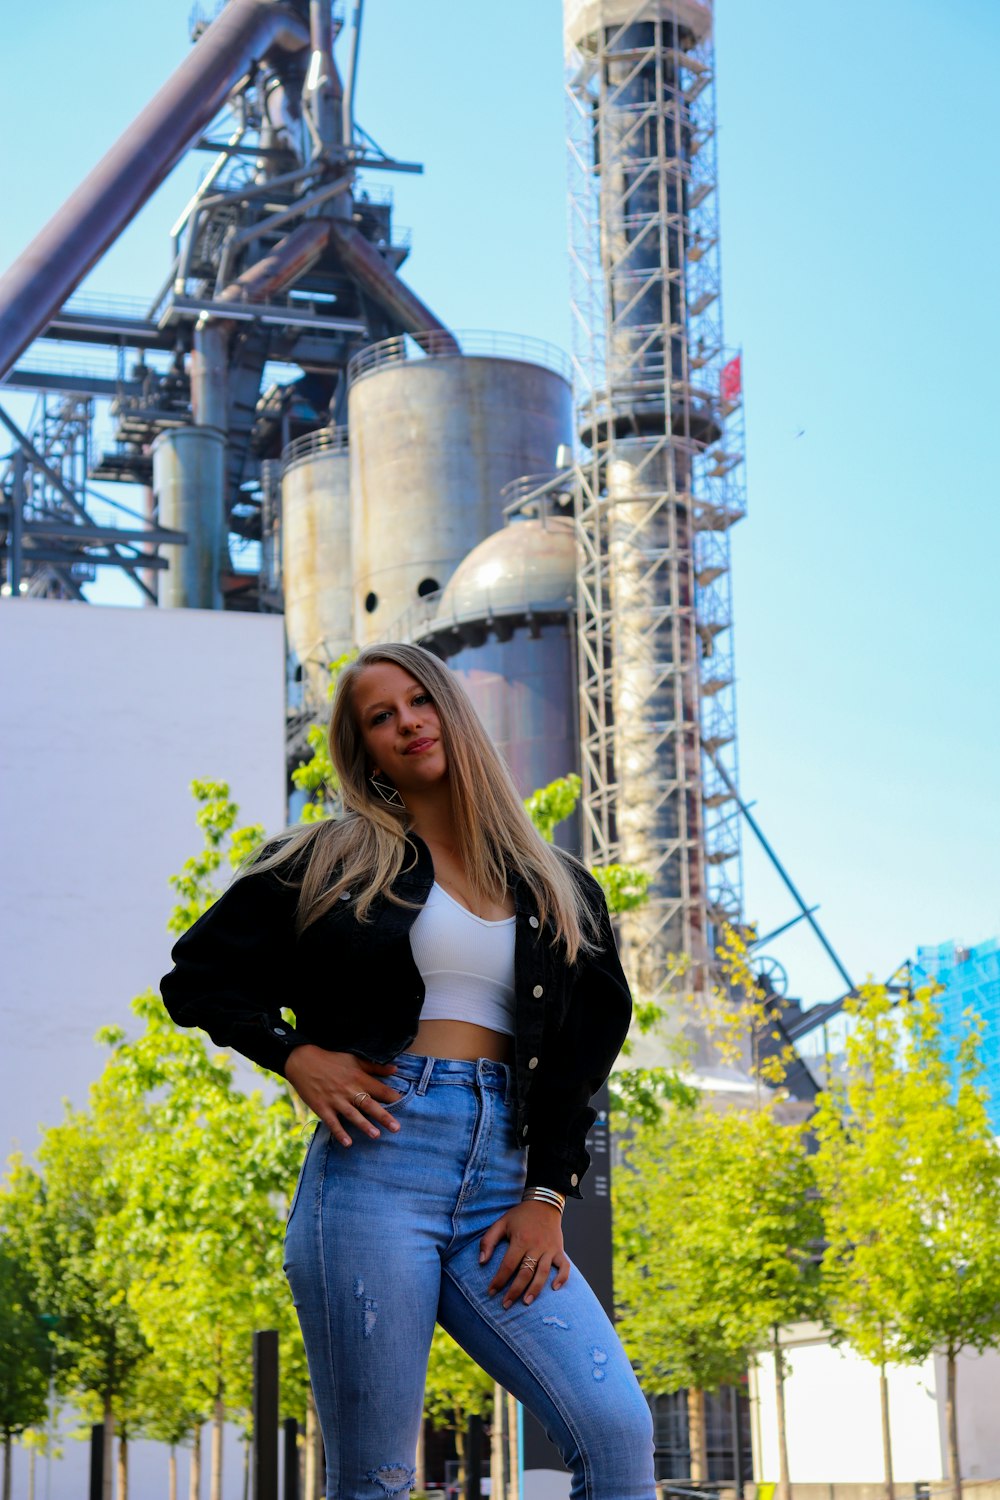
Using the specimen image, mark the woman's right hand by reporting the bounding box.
[284,1045,403,1147]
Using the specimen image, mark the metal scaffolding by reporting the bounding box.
[566,0,746,997]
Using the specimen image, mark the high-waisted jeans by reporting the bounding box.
[283,1053,655,1500]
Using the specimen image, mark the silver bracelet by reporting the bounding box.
[522,1186,566,1214]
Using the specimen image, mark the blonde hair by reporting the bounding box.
[245,643,599,962]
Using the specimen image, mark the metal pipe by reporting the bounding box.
[342,0,364,149]
[0,0,310,380]
[707,749,855,992]
[191,216,335,427]
[214,174,352,291]
[325,220,458,354]
[303,0,343,159]
[171,122,250,245]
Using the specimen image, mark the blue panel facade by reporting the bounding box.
[915,936,1000,1130]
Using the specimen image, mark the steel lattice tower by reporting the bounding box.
[566,0,746,1002]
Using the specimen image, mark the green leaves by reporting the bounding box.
[614,1102,822,1396]
[813,981,1000,1368]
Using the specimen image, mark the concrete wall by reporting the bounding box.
[0,597,287,1500]
[750,1323,1000,1486]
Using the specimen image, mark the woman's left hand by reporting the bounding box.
[479,1200,571,1310]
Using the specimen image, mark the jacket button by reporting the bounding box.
[529,915,539,929]
[532,984,544,998]
[274,1026,287,1036]
[570,1173,579,1187]
[339,890,352,901]
[528,1056,539,1069]
[522,1126,529,1138]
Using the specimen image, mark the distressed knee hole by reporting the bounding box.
[542,1314,570,1330]
[591,1346,608,1381]
[367,1462,415,1496]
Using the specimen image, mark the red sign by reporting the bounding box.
[720,355,742,403]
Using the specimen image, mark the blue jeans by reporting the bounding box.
[283,1053,655,1500]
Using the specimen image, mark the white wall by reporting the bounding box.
[0,598,287,1500]
[0,597,287,1159]
[751,1323,1000,1485]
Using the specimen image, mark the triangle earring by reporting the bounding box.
[369,771,405,808]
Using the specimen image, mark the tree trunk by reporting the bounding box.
[102,1399,115,1500]
[506,1392,519,1500]
[946,1350,962,1500]
[491,1384,506,1500]
[687,1389,707,1482]
[169,1446,177,1500]
[2,1431,11,1500]
[879,1362,895,1500]
[455,1420,467,1493]
[28,1440,36,1500]
[117,1432,128,1500]
[243,1436,250,1500]
[305,1387,320,1500]
[189,1423,203,1500]
[210,1398,225,1500]
[415,1420,426,1493]
[772,1328,791,1500]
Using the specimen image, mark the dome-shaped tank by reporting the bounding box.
[280,428,352,708]
[433,515,576,629]
[348,333,574,646]
[416,516,580,832]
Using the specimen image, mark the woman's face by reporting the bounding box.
[353,662,448,796]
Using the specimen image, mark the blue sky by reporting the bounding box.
[2,0,998,1008]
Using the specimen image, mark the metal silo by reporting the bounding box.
[412,510,580,846]
[152,427,226,610]
[280,427,352,708]
[347,333,574,645]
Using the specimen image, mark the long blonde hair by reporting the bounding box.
[246,642,599,961]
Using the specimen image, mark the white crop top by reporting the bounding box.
[409,882,517,1036]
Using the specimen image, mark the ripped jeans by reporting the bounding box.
[283,1053,655,1500]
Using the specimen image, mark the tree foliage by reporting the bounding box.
[813,981,1000,1496]
[614,1100,822,1395]
[0,1242,51,1450]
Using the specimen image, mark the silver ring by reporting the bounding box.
[353,1090,370,1108]
[522,1254,539,1271]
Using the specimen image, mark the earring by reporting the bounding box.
[369,771,405,808]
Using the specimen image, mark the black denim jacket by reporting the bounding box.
[159,834,631,1198]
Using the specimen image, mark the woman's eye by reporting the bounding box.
[413,693,430,705]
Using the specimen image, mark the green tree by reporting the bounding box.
[0,1097,151,1500]
[813,981,1000,1500]
[97,993,308,1500]
[422,1327,494,1487]
[0,1244,51,1500]
[614,1100,822,1489]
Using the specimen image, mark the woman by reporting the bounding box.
[161,642,655,1500]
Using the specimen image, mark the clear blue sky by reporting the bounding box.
[2,0,998,1008]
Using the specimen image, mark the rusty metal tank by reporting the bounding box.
[279,426,352,706]
[414,513,580,840]
[347,332,574,646]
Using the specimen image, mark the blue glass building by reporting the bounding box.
[914,937,1000,1130]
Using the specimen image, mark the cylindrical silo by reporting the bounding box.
[152,426,225,610]
[347,334,573,645]
[280,427,352,708]
[414,515,580,848]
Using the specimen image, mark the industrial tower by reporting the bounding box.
[565,0,746,1001]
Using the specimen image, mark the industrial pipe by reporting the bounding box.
[0,0,310,381]
[325,220,459,355]
[342,0,364,149]
[191,216,336,427]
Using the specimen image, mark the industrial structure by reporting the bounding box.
[0,0,748,1017]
